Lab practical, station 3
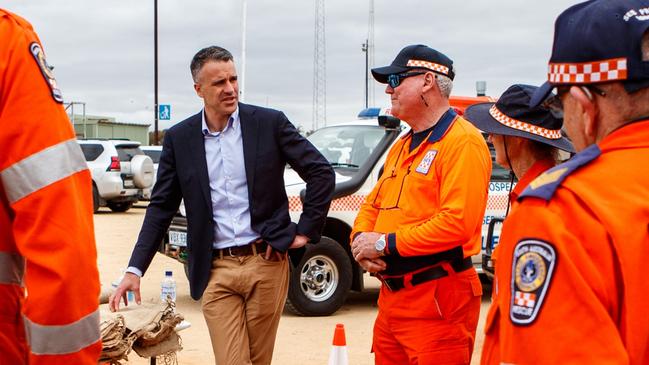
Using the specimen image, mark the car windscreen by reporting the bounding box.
[116,145,144,161]
[79,144,104,161]
[307,125,384,168]
[143,150,161,164]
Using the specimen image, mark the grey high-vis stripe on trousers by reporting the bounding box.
[1,139,88,204]
[0,251,24,285]
[24,309,100,355]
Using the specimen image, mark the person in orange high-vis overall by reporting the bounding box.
[463,84,574,362]
[0,9,101,364]
[351,44,491,364]
[482,1,649,364]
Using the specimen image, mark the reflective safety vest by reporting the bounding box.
[0,9,101,364]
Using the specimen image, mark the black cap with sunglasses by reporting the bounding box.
[371,44,455,86]
[529,0,649,107]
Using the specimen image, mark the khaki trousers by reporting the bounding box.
[201,252,289,365]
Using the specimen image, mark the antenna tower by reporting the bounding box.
[313,0,326,130]
[367,0,375,106]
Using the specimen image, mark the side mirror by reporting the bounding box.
[378,115,400,130]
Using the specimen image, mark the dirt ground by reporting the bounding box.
[95,204,490,364]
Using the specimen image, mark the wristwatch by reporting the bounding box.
[375,234,386,256]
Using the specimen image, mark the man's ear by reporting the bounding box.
[569,86,599,140]
[421,72,436,93]
[193,83,202,98]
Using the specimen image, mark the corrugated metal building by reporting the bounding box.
[71,114,150,145]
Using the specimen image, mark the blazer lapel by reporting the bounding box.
[239,103,258,194]
[186,113,212,209]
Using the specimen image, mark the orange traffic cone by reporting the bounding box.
[328,323,348,365]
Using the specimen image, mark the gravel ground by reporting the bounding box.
[95,204,490,364]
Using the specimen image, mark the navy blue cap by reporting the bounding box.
[466,84,575,153]
[372,44,455,83]
[530,0,649,107]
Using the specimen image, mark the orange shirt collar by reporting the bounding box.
[510,158,556,202]
[599,119,649,152]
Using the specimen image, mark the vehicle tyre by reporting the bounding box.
[184,263,190,282]
[92,184,100,213]
[286,237,352,316]
[107,201,133,212]
[131,155,155,189]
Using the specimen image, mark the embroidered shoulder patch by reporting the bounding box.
[30,42,63,103]
[519,144,601,201]
[510,239,556,325]
[415,149,437,175]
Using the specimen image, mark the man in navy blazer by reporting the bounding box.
[110,46,335,364]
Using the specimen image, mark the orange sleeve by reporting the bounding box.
[394,136,491,256]
[0,11,101,364]
[491,197,626,364]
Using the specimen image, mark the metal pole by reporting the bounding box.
[240,0,247,102]
[154,0,159,145]
[363,39,368,109]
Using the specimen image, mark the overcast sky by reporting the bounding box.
[6,1,576,134]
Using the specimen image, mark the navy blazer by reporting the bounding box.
[128,103,335,300]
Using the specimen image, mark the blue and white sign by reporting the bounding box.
[159,104,171,120]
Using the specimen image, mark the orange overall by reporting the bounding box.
[352,109,491,364]
[0,10,101,364]
[482,120,649,365]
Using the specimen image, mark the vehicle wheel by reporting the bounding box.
[92,185,100,213]
[183,263,190,281]
[286,237,352,316]
[107,201,133,212]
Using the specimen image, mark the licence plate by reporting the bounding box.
[168,230,187,247]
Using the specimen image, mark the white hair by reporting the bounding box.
[435,74,453,98]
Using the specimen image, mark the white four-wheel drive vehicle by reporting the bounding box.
[160,99,511,316]
[78,139,154,212]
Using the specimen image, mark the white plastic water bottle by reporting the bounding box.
[160,270,177,303]
[112,269,135,303]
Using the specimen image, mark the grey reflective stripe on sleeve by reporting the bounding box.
[1,139,88,204]
[24,309,100,355]
[0,252,24,285]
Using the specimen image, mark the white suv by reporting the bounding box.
[77,139,154,212]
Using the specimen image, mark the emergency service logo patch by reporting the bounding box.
[30,42,63,103]
[415,150,437,175]
[510,239,556,325]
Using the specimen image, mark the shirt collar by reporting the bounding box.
[510,158,556,202]
[202,107,239,136]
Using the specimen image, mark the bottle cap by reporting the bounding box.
[165,270,172,276]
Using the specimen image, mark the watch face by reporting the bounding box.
[375,237,386,251]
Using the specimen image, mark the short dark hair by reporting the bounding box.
[190,46,233,82]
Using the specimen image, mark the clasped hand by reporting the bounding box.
[350,232,387,273]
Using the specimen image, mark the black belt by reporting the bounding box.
[213,240,268,258]
[378,257,473,292]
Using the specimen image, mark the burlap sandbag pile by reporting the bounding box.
[99,300,184,365]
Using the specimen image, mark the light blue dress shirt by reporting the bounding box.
[201,108,259,249]
[127,108,259,277]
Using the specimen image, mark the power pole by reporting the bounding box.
[240,0,247,102]
[154,0,159,145]
[313,0,326,130]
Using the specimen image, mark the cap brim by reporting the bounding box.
[528,81,554,108]
[465,102,575,153]
[371,65,410,83]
